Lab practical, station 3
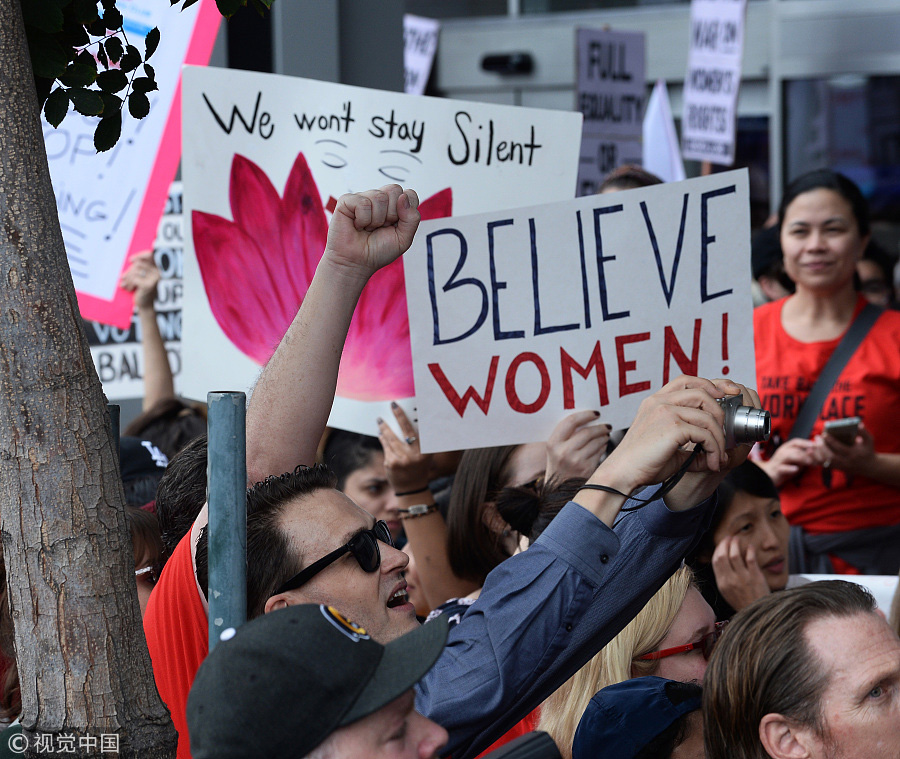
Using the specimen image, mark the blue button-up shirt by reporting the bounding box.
[415,485,716,758]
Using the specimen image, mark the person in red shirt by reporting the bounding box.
[753,169,900,573]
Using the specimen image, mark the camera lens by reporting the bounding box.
[732,406,771,445]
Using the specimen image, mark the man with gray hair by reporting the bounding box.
[703,580,900,759]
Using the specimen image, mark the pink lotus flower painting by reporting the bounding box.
[192,152,452,401]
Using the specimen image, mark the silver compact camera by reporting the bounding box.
[718,394,770,448]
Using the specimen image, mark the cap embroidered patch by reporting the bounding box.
[321,605,370,642]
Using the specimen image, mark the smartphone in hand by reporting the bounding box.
[823,417,861,445]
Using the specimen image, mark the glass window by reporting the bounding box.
[784,75,900,222]
[404,0,508,19]
[522,0,688,11]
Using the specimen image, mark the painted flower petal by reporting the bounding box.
[228,154,284,262]
[280,152,328,297]
[193,210,297,365]
[336,188,453,400]
[418,187,452,221]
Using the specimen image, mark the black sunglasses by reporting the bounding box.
[273,520,394,596]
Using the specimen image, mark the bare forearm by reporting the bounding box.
[138,305,175,410]
[400,501,478,607]
[245,257,369,483]
[859,452,900,489]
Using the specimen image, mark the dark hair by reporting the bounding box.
[779,169,870,238]
[322,429,382,490]
[635,682,702,759]
[122,474,164,509]
[496,477,585,543]
[195,464,338,619]
[125,505,163,572]
[688,461,779,563]
[598,164,663,193]
[153,434,208,578]
[124,397,207,460]
[703,580,876,759]
[446,445,518,584]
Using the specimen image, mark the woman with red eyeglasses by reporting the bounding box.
[538,565,720,759]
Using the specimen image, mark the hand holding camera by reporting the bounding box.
[598,375,766,502]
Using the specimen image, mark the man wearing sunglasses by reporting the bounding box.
[151,185,762,759]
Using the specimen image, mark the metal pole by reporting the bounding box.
[207,391,247,651]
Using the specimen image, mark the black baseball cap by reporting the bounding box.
[187,604,449,758]
[573,676,702,759]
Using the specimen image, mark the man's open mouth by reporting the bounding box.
[386,588,409,608]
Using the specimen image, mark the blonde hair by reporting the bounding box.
[538,565,694,759]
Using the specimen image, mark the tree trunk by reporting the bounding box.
[0,0,177,756]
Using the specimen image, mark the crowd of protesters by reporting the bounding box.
[4,165,899,759]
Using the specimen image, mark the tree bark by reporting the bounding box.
[0,0,177,756]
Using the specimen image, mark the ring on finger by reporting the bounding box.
[823,458,832,468]
[405,435,417,445]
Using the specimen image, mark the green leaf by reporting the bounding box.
[143,63,155,80]
[96,69,128,93]
[73,0,99,24]
[59,62,96,87]
[180,0,201,7]
[44,87,70,127]
[105,35,123,62]
[131,76,158,94]
[102,7,123,28]
[22,0,65,33]
[97,41,108,68]
[215,0,243,18]
[144,27,160,59]
[94,111,122,152]
[60,20,89,48]
[128,91,150,119]
[99,92,122,114]
[69,87,104,116]
[26,30,68,79]
[120,45,141,72]
[87,17,107,36]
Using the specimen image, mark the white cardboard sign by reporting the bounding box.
[87,183,185,401]
[180,66,582,436]
[681,0,748,165]
[404,170,754,453]
[404,15,440,96]
[575,28,646,195]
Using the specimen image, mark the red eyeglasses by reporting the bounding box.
[635,620,729,662]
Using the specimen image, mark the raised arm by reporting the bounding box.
[120,251,175,410]
[245,186,420,483]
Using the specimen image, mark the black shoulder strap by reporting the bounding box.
[789,303,882,440]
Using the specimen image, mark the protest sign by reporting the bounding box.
[180,66,582,436]
[49,0,220,329]
[404,170,754,453]
[86,183,184,401]
[575,28,645,195]
[681,0,748,165]
[643,80,686,183]
[404,15,440,96]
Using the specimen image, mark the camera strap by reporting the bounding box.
[788,302,882,440]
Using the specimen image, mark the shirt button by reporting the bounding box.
[600,554,609,564]
[565,623,573,632]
